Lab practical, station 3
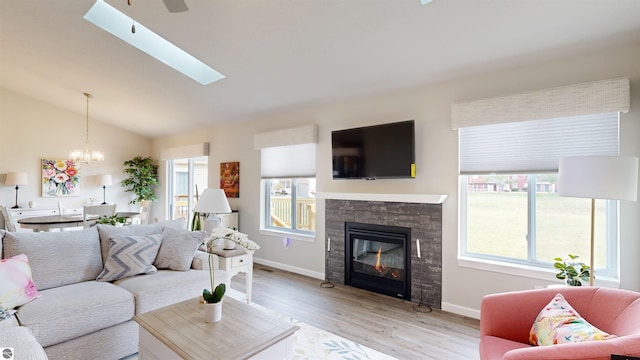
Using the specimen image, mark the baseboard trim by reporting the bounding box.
[254,257,325,280]
[441,302,480,320]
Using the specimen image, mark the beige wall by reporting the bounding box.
[0,87,153,212]
[159,43,637,317]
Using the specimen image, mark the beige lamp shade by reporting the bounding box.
[5,172,28,186]
[558,156,638,201]
[97,174,113,186]
[193,189,232,214]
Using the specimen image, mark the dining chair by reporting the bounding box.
[83,204,117,228]
[0,206,17,232]
[57,200,85,215]
[138,200,152,225]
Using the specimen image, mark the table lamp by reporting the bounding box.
[558,156,639,286]
[193,188,232,235]
[97,174,113,205]
[5,172,28,209]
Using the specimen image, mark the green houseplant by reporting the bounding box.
[554,254,591,286]
[121,156,159,205]
[94,215,127,226]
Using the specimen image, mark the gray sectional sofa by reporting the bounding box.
[0,222,227,360]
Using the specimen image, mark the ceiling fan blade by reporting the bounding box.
[162,0,188,13]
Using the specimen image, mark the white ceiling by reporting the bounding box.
[1,0,640,138]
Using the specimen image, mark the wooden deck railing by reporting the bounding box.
[270,197,316,231]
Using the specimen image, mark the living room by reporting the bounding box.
[1,1,640,358]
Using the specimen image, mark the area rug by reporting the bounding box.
[244,298,397,360]
[290,321,397,360]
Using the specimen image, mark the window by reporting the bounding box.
[458,113,620,278]
[264,178,316,234]
[254,125,318,238]
[167,156,208,221]
[460,174,617,277]
[453,78,629,281]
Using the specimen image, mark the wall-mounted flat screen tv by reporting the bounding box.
[332,120,415,180]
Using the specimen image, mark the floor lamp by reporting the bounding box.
[558,156,639,286]
[5,172,28,209]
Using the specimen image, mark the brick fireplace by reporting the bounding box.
[323,194,443,308]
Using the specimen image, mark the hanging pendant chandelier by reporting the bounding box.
[70,92,104,163]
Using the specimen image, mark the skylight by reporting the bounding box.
[84,0,224,85]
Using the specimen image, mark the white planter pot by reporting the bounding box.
[224,239,236,250]
[204,302,222,323]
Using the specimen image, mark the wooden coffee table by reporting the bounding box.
[134,297,299,360]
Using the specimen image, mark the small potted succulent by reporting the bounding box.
[202,253,225,323]
[554,254,591,286]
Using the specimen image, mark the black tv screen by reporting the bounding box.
[332,120,416,179]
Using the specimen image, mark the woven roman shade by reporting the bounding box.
[160,143,209,160]
[451,78,629,130]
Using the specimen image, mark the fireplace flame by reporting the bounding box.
[374,246,386,273]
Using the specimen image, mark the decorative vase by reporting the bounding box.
[204,302,222,323]
[224,239,236,250]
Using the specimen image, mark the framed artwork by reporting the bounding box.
[220,161,239,198]
[42,159,80,197]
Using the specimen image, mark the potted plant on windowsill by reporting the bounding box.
[202,253,226,323]
[554,254,591,286]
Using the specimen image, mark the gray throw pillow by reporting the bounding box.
[155,228,206,271]
[96,223,164,265]
[96,233,162,282]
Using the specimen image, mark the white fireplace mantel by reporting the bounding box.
[316,192,447,204]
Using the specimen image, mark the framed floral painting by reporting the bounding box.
[42,159,80,197]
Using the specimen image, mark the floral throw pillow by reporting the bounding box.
[0,254,40,311]
[529,293,615,346]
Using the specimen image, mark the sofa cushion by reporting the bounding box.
[155,228,206,271]
[97,233,162,282]
[96,223,164,264]
[0,254,40,310]
[0,326,47,360]
[529,293,615,346]
[15,281,134,347]
[115,269,227,314]
[3,228,103,290]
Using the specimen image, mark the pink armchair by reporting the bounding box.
[479,287,640,360]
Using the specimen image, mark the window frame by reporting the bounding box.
[459,174,619,283]
[261,177,316,241]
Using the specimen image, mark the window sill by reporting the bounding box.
[458,256,620,288]
[259,228,316,243]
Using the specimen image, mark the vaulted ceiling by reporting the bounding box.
[1,0,639,138]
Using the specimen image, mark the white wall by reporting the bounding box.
[0,88,153,212]
[153,44,640,317]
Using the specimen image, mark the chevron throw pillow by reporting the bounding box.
[96,233,163,282]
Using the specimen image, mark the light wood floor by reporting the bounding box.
[231,265,481,360]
